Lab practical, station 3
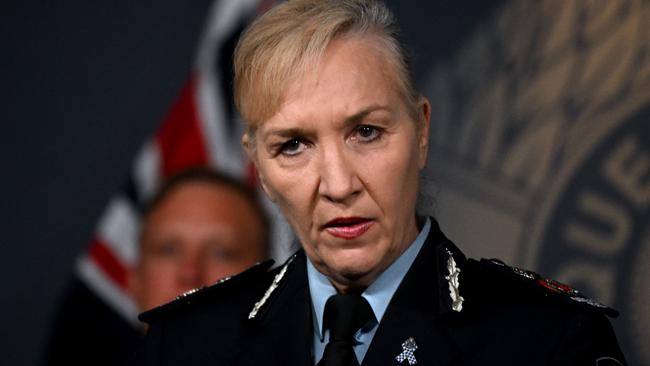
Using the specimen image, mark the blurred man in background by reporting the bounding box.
[130,168,269,311]
[44,167,269,365]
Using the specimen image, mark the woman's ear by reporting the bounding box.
[417,97,431,169]
[241,132,254,160]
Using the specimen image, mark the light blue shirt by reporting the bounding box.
[307,218,431,364]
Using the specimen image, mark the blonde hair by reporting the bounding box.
[233,0,419,134]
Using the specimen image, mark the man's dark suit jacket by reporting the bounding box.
[136,220,626,365]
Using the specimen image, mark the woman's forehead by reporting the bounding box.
[259,38,405,130]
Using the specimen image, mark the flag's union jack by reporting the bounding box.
[76,0,289,325]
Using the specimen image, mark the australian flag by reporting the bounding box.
[42,1,289,365]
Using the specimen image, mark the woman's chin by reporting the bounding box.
[322,255,381,290]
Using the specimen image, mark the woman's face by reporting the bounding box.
[248,36,430,292]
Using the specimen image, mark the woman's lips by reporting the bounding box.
[324,218,374,240]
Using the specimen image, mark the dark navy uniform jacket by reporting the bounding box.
[136,220,626,365]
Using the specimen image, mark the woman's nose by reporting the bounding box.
[317,144,362,203]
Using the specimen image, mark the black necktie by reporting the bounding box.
[317,294,375,366]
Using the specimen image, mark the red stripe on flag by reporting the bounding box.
[89,238,129,290]
[156,77,209,178]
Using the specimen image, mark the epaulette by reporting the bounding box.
[138,259,275,323]
[471,258,618,318]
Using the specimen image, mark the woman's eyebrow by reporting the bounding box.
[262,127,308,140]
[344,105,390,126]
[261,105,390,140]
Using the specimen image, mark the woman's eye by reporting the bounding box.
[278,138,306,156]
[355,125,381,142]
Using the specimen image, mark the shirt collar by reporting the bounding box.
[307,218,431,340]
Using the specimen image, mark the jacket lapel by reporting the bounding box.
[362,221,465,366]
[238,220,471,366]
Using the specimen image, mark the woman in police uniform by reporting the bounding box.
[137,1,626,365]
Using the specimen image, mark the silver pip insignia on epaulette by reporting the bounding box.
[444,249,464,312]
[483,258,617,316]
[175,275,233,301]
[176,287,203,300]
[214,275,232,285]
[248,254,296,319]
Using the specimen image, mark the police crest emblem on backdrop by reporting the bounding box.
[419,1,649,365]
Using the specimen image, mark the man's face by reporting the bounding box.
[131,181,266,311]
[250,35,430,292]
